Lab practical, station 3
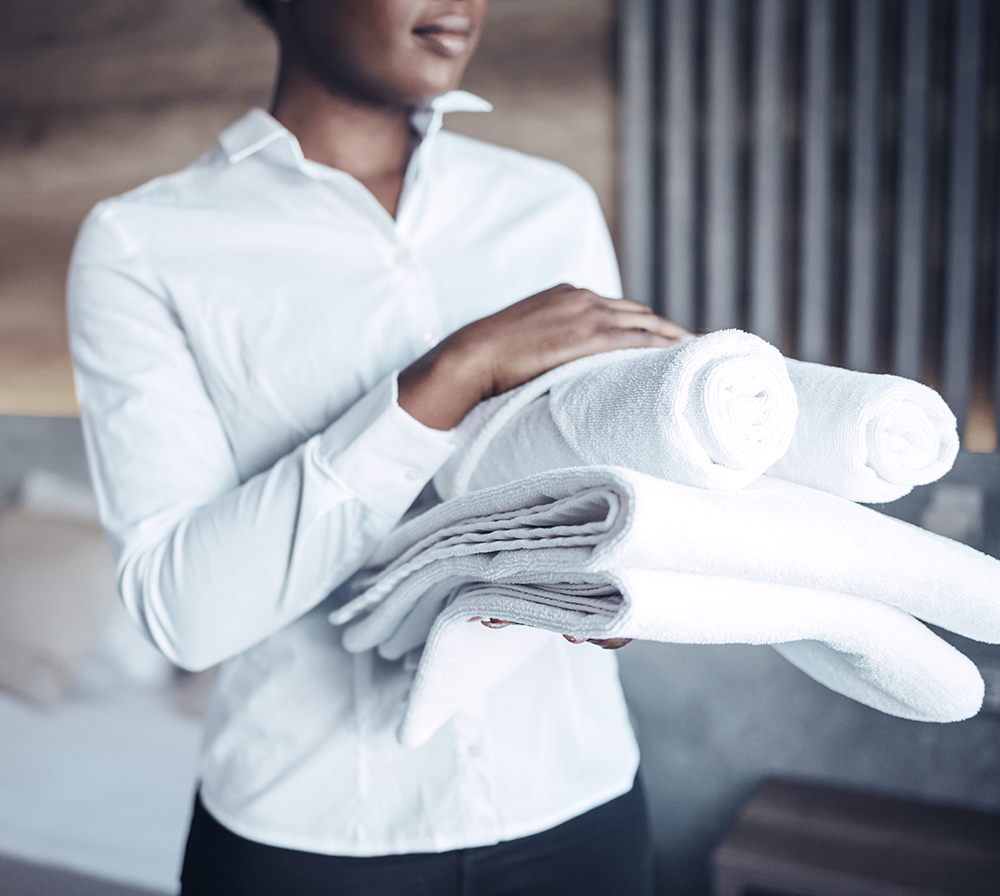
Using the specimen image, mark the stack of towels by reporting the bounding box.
[329,330,991,747]
[432,329,957,502]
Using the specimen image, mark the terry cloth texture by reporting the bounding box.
[330,467,998,746]
[767,359,959,502]
[434,330,798,499]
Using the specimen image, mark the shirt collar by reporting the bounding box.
[218,90,492,167]
[411,89,492,140]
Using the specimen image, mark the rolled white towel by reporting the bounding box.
[435,329,798,498]
[767,359,959,502]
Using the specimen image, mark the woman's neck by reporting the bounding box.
[271,64,420,218]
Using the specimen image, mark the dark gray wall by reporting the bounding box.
[619,639,1000,895]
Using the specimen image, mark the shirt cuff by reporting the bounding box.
[316,373,457,519]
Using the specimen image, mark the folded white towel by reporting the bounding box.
[767,359,959,502]
[434,329,798,498]
[331,467,999,744]
[402,577,979,747]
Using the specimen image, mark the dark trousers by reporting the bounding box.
[180,779,654,896]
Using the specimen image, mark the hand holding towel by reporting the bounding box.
[434,329,798,498]
[331,467,1000,744]
[405,574,980,747]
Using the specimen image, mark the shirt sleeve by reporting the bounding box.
[68,202,456,671]
[572,177,623,301]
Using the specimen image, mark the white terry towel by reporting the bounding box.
[434,329,798,499]
[330,467,999,745]
[767,359,959,503]
[400,579,978,748]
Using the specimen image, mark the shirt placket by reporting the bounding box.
[450,701,501,841]
[387,241,445,358]
[393,138,446,357]
[308,151,445,366]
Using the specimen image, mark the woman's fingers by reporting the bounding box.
[399,283,694,430]
[596,307,695,344]
[480,618,515,629]
[563,634,633,650]
[467,617,517,628]
[591,637,633,650]
[590,296,691,338]
[476,285,694,392]
[468,618,631,649]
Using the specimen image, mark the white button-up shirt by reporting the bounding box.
[68,94,639,857]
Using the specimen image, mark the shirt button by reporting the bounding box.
[422,331,438,347]
[403,468,422,482]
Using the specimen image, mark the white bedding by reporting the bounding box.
[0,683,201,895]
[0,470,202,895]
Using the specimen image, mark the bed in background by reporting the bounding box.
[0,470,203,896]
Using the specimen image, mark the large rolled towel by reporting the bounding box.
[767,359,959,502]
[330,467,1000,744]
[434,329,798,498]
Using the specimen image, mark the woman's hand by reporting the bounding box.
[469,617,632,650]
[398,284,693,430]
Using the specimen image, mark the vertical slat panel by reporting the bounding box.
[942,0,983,432]
[704,0,743,332]
[798,0,836,363]
[892,0,932,382]
[748,0,788,348]
[663,0,698,329]
[990,0,1000,455]
[622,0,999,451]
[994,146,1000,442]
[619,0,656,308]
[845,0,884,373]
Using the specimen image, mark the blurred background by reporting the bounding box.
[0,0,999,894]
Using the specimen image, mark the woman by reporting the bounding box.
[68,1,691,893]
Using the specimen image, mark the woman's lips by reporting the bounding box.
[413,17,473,58]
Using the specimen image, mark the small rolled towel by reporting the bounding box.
[434,329,798,499]
[767,359,959,502]
[330,467,1000,744]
